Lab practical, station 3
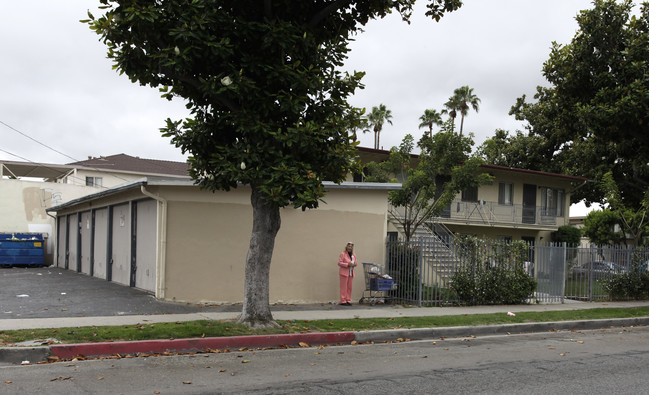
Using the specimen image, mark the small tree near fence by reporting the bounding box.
[450,237,537,305]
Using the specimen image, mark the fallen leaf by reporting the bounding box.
[4,381,12,384]
[285,374,290,377]
[351,341,358,345]
[219,369,227,373]
[241,360,250,363]
[183,381,192,384]
[432,341,437,345]
[97,377,104,380]
[559,353,565,356]
[576,341,584,344]
[299,342,309,348]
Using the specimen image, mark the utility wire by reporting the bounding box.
[0,120,79,163]
[0,119,188,183]
[0,146,112,188]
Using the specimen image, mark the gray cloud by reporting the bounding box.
[1,0,594,165]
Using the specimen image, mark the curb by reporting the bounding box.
[2,317,648,365]
[354,317,649,343]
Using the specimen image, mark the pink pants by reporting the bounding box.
[339,275,353,304]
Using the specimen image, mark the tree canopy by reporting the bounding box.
[477,129,549,170]
[443,85,480,136]
[85,0,464,328]
[365,131,492,241]
[365,104,393,150]
[511,0,649,209]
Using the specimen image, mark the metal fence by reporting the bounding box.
[380,237,649,306]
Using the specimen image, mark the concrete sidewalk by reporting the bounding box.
[2,299,649,331]
[2,300,649,365]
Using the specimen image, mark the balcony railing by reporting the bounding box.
[440,200,560,226]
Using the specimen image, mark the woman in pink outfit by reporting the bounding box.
[337,242,357,306]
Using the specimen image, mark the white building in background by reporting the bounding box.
[0,154,190,264]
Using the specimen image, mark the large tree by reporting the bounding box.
[418,108,443,138]
[366,129,492,241]
[511,0,649,209]
[477,129,549,170]
[85,0,463,328]
[366,103,393,149]
[443,85,480,136]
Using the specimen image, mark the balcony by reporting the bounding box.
[438,199,562,228]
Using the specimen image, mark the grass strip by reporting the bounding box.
[1,307,648,346]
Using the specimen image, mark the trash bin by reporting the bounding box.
[0,233,45,267]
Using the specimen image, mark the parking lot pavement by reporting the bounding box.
[0,266,361,320]
[0,266,238,319]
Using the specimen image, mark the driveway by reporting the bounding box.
[0,266,356,319]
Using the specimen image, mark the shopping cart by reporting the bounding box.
[359,262,394,305]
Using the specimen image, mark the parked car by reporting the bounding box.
[636,260,649,272]
[571,261,622,278]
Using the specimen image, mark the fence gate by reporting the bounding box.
[535,242,566,303]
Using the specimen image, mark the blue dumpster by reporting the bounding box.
[0,233,45,267]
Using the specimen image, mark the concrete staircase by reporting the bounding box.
[387,211,461,287]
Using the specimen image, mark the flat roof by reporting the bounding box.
[46,178,402,212]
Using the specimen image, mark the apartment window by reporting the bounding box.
[461,186,478,202]
[541,187,564,217]
[498,182,514,205]
[86,177,103,187]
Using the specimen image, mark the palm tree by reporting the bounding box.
[444,86,480,136]
[366,104,393,149]
[418,109,443,138]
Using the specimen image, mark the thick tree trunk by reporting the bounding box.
[237,185,281,329]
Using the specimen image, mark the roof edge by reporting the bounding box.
[46,178,401,212]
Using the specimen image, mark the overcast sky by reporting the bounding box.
[1,1,601,211]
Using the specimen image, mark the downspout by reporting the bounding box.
[140,185,168,299]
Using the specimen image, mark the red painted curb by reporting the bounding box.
[50,332,356,359]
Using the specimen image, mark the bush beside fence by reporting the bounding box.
[383,237,649,306]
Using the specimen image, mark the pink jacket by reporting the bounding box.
[338,251,357,277]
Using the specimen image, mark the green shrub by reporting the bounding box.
[605,271,649,300]
[451,239,537,305]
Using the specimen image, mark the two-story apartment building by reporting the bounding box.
[438,164,587,244]
[355,147,588,245]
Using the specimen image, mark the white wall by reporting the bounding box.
[0,179,103,264]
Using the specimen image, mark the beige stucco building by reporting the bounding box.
[47,178,399,305]
[431,164,588,243]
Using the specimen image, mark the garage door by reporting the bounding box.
[111,203,131,286]
[93,208,108,279]
[56,216,67,268]
[68,213,79,271]
[80,211,92,275]
[134,199,157,292]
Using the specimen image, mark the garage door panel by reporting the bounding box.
[135,199,157,292]
[111,204,131,286]
[80,211,92,275]
[94,208,108,279]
